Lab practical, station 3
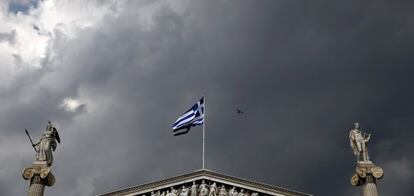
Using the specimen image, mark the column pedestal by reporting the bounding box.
[350,162,383,196]
[22,162,55,196]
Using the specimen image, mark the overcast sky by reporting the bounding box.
[1,0,413,195]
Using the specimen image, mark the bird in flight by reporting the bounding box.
[236,109,244,114]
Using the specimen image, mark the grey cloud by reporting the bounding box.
[1,1,414,196]
[0,30,16,44]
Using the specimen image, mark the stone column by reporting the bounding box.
[362,175,378,196]
[23,162,55,196]
[28,175,46,196]
[350,162,383,196]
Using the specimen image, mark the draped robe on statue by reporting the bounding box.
[34,122,60,166]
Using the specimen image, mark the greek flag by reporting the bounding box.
[172,97,204,136]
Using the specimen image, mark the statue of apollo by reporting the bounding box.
[349,122,370,162]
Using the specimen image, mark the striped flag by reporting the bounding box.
[172,97,204,136]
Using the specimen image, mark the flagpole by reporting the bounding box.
[202,96,205,169]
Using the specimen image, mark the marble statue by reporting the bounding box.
[136,182,270,196]
[238,189,246,196]
[32,121,60,166]
[191,181,198,196]
[209,182,218,196]
[172,187,178,196]
[349,122,371,162]
[229,187,238,196]
[199,180,208,196]
[180,185,189,196]
[218,185,227,196]
[348,122,385,196]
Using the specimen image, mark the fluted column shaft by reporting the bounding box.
[28,175,45,196]
[362,175,378,196]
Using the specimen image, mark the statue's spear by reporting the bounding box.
[25,129,37,153]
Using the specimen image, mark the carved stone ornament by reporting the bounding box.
[356,167,367,178]
[351,174,360,186]
[371,166,384,179]
[97,169,311,196]
[350,162,384,187]
[22,164,55,187]
[40,167,50,178]
[22,167,35,180]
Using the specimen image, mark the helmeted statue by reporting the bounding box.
[33,121,61,166]
[22,120,61,195]
[349,122,370,162]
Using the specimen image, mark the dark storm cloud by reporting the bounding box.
[1,0,414,195]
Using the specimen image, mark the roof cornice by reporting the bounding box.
[97,169,312,196]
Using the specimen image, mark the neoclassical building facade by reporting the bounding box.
[97,169,311,196]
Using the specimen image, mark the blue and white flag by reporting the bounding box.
[172,97,204,136]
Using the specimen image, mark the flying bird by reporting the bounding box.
[236,109,244,114]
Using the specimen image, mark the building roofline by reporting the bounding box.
[97,169,312,196]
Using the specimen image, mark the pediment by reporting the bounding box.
[98,169,311,196]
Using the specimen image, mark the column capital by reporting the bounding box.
[350,162,383,186]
